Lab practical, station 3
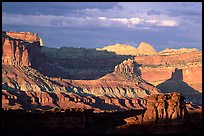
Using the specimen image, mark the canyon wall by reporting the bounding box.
[2,31,201,112]
[2,60,159,111]
[2,31,43,67]
[2,32,159,111]
[134,50,202,88]
[133,50,202,105]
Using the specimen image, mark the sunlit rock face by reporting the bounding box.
[96,42,157,56]
[2,31,43,67]
[4,31,40,43]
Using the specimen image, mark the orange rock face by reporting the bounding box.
[4,31,39,42]
[134,51,202,86]
[133,50,202,105]
[2,31,42,67]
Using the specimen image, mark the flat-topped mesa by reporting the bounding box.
[2,31,43,67]
[4,31,39,43]
[159,47,199,55]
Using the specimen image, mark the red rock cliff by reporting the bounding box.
[2,31,43,67]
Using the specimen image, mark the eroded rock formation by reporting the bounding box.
[121,92,188,126]
[2,31,43,67]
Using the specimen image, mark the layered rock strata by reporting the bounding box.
[2,31,43,67]
[133,50,202,105]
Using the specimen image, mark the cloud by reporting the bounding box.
[3,13,179,29]
[145,20,178,27]
[98,16,178,27]
[2,2,201,51]
[2,2,121,16]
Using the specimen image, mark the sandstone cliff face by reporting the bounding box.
[133,51,202,105]
[2,38,30,66]
[4,31,40,43]
[2,31,43,67]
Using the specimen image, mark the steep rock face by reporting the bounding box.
[96,42,157,56]
[2,37,31,66]
[2,31,43,67]
[133,50,202,105]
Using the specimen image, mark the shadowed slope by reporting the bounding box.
[157,69,202,105]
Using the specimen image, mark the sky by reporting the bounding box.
[2,2,202,51]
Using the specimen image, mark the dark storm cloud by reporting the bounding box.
[2,2,120,16]
[167,9,202,17]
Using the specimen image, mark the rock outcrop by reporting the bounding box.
[3,31,40,43]
[122,92,188,126]
[96,42,157,56]
[2,31,43,67]
[137,42,157,55]
[143,92,187,122]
